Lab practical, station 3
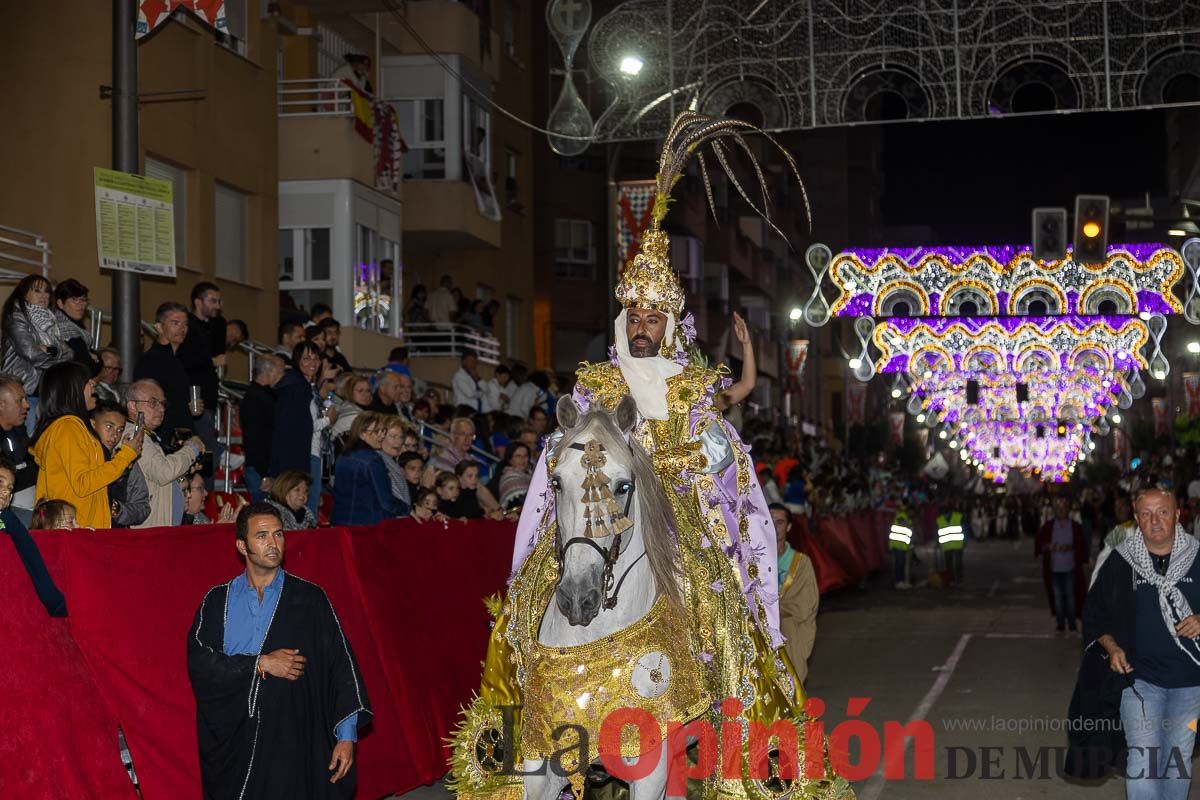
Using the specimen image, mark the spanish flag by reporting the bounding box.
[346,81,373,142]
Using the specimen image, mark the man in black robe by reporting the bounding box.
[187,502,371,798]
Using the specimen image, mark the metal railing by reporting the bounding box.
[404,323,501,365]
[89,309,506,489]
[409,418,500,467]
[278,78,355,117]
[0,223,51,279]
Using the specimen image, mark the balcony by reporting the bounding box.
[366,0,502,82]
[403,179,502,250]
[707,223,756,281]
[278,79,403,199]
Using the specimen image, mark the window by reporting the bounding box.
[554,219,594,279]
[503,0,517,59]
[398,99,446,179]
[462,95,499,219]
[463,95,491,168]
[278,228,332,316]
[221,0,248,56]
[214,184,248,282]
[144,156,186,268]
[423,99,445,142]
[504,148,521,208]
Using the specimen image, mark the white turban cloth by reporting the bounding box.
[614,308,684,421]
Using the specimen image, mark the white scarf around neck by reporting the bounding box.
[1117,525,1200,667]
[614,308,683,421]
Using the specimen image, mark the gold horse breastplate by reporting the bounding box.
[521,595,711,762]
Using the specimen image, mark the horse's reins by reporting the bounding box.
[555,439,646,611]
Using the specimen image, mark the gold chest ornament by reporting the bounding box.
[520,595,711,764]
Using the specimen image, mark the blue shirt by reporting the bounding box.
[1133,554,1200,688]
[224,570,357,741]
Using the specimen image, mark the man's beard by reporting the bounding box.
[628,335,657,358]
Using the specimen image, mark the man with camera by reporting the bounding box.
[125,378,205,528]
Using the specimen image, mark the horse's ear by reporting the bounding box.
[615,394,638,434]
[557,395,581,431]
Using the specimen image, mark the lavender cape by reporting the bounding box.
[508,379,783,649]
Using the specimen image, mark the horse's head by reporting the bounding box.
[549,394,679,626]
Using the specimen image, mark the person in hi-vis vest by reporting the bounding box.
[937,501,966,587]
[889,506,914,590]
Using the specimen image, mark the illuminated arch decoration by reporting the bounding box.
[943,279,999,317]
[872,316,1152,375]
[841,66,932,122]
[581,1,1200,145]
[957,421,1092,483]
[827,243,1182,318]
[910,366,1123,427]
[1008,279,1067,316]
[1079,280,1138,316]
[875,281,930,317]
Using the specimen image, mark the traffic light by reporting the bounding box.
[1031,207,1067,261]
[1073,194,1110,264]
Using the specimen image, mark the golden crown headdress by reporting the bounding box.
[615,111,810,317]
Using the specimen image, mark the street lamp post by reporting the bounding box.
[112,0,141,381]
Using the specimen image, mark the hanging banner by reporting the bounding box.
[1185,373,1200,419]
[785,339,809,390]
[915,428,929,451]
[1112,426,1126,457]
[1152,397,1170,437]
[137,1,226,37]
[616,180,658,271]
[846,382,867,426]
[889,411,905,446]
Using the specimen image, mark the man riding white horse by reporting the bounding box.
[451,112,852,800]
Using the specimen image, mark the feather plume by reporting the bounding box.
[649,111,810,238]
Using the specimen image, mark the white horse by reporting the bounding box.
[522,395,688,800]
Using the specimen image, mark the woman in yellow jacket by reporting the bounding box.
[30,362,143,528]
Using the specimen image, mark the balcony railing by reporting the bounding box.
[0,223,51,279]
[278,78,354,117]
[404,323,501,365]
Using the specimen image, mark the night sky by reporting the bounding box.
[879,109,1170,244]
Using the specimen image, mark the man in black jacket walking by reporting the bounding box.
[133,302,196,443]
[240,355,284,501]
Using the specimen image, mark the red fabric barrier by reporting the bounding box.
[0,532,133,799]
[814,516,867,584]
[790,515,854,594]
[23,521,514,800]
[348,518,516,788]
[846,511,884,574]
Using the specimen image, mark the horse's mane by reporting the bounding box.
[552,407,683,611]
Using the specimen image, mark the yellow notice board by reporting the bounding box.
[94,167,176,277]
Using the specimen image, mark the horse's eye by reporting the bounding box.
[615,480,633,495]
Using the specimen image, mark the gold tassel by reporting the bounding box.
[612,516,633,535]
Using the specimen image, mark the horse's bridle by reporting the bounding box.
[554,440,646,611]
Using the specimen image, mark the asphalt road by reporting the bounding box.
[400,537,1154,799]
[810,536,1126,800]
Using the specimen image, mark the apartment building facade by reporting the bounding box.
[0,2,279,361]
